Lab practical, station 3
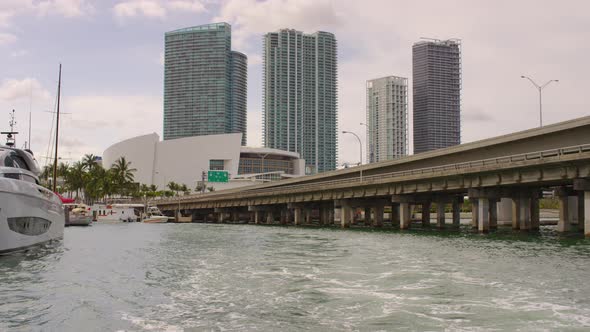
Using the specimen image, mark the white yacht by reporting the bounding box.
[0,144,65,253]
[143,206,171,223]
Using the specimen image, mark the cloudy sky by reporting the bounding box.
[0,0,588,168]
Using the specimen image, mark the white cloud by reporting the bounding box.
[114,0,166,19]
[0,32,16,45]
[0,78,162,163]
[35,0,95,18]
[113,0,206,20]
[214,0,341,50]
[0,78,51,102]
[57,94,163,160]
[0,0,93,29]
[167,0,206,13]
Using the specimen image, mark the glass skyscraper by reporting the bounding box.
[412,39,461,154]
[366,76,408,162]
[263,29,338,174]
[163,23,247,145]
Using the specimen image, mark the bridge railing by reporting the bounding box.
[239,143,590,195]
[168,143,590,203]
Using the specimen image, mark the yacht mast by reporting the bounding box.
[52,64,61,192]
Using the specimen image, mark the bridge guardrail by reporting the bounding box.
[166,143,590,204]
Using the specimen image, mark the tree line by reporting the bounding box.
[43,154,213,204]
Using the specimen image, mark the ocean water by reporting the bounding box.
[1,222,590,331]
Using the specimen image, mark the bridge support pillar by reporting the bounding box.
[557,194,570,232]
[497,198,512,225]
[294,207,302,226]
[567,196,579,226]
[478,198,490,232]
[364,207,372,226]
[266,211,274,224]
[436,202,446,229]
[519,197,532,230]
[573,179,590,235]
[217,212,225,223]
[328,207,335,226]
[471,199,479,229]
[489,199,498,229]
[579,193,586,233]
[341,201,352,228]
[373,204,384,227]
[530,197,540,230]
[512,197,520,230]
[317,206,325,226]
[280,209,288,225]
[232,211,240,223]
[254,211,262,224]
[391,203,400,227]
[585,191,590,237]
[304,208,312,224]
[452,199,461,228]
[421,202,431,227]
[400,203,411,230]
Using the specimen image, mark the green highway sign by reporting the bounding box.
[208,170,229,183]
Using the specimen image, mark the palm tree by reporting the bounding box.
[167,181,179,196]
[82,154,98,171]
[179,184,190,196]
[66,161,86,200]
[111,156,137,196]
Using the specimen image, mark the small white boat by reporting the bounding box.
[64,203,92,226]
[0,143,65,253]
[143,206,172,223]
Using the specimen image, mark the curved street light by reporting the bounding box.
[521,75,559,127]
[342,130,363,182]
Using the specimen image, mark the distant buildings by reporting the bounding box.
[263,29,338,174]
[366,76,408,162]
[163,23,248,145]
[412,39,461,154]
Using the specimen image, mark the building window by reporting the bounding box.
[209,159,225,170]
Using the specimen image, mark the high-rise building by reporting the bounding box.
[163,23,248,145]
[366,76,408,162]
[263,29,337,174]
[412,39,461,154]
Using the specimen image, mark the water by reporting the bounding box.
[2,223,590,331]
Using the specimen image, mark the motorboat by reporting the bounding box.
[64,203,92,226]
[143,206,172,223]
[0,131,65,253]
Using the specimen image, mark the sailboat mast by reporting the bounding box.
[52,64,61,192]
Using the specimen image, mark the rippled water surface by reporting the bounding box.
[2,223,590,331]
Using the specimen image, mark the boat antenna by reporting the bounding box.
[52,64,62,193]
[28,111,31,150]
[1,109,19,147]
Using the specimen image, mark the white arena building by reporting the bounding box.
[102,133,305,191]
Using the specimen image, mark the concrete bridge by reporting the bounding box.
[157,116,590,235]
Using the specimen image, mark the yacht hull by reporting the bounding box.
[0,178,65,254]
[143,216,170,223]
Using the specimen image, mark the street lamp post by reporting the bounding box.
[521,75,559,127]
[342,130,363,182]
[360,122,373,163]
